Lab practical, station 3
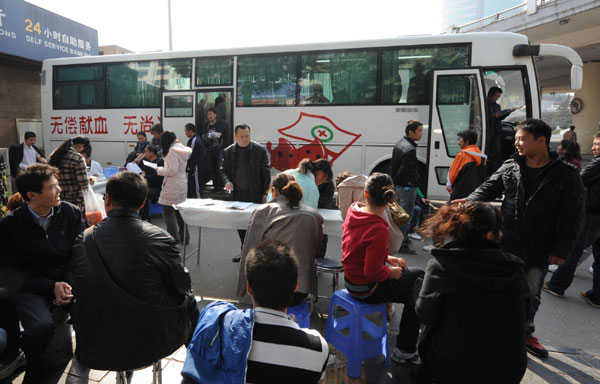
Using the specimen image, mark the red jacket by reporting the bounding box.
[341,203,390,285]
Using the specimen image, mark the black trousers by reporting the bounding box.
[12,292,57,383]
[207,150,223,191]
[235,189,253,250]
[357,267,424,353]
[0,297,20,363]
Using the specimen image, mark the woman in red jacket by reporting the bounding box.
[341,172,424,364]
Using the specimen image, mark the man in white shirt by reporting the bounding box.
[8,132,46,178]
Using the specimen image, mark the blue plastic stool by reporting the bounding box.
[287,300,310,328]
[325,289,389,378]
[104,166,119,179]
[148,202,163,216]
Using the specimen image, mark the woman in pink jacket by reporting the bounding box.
[157,131,192,244]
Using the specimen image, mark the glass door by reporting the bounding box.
[196,90,234,147]
[427,68,486,200]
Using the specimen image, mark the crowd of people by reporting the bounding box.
[0,114,599,383]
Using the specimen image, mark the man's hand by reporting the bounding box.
[38,156,47,164]
[53,282,73,306]
[387,256,407,270]
[262,195,267,204]
[548,255,565,266]
[224,182,233,192]
[451,198,468,205]
[421,197,430,205]
[389,267,403,280]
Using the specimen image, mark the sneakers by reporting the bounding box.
[232,254,241,263]
[590,265,595,275]
[0,351,26,380]
[579,291,600,308]
[542,283,564,298]
[422,245,434,253]
[391,347,421,365]
[526,336,549,357]
[398,244,416,255]
[408,232,422,241]
[547,264,558,273]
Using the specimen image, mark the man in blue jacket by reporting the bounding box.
[182,240,329,383]
[0,164,84,383]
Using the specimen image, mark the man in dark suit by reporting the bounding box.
[8,132,46,178]
[184,123,205,198]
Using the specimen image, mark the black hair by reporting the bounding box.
[160,131,177,157]
[335,171,354,189]
[312,159,333,182]
[457,130,478,146]
[137,131,147,138]
[146,144,159,156]
[184,123,197,133]
[594,132,600,139]
[488,86,503,98]
[297,158,316,175]
[517,119,552,147]
[245,240,298,310]
[421,201,502,247]
[81,145,92,158]
[569,125,575,130]
[16,163,59,202]
[271,173,303,207]
[49,136,90,167]
[106,172,148,211]
[24,131,36,140]
[405,120,423,137]
[234,123,251,134]
[364,172,396,207]
[207,107,216,115]
[150,124,163,134]
[559,139,581,161]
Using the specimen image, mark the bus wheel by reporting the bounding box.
[372,160,391,175]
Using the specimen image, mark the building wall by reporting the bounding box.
[0,54,42,151]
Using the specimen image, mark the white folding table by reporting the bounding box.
[175,198,343,266]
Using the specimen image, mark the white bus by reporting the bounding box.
[41,32,582,199]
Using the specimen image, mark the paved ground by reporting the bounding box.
[3,210,599,383]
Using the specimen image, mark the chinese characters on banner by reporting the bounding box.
[50,115,161,136]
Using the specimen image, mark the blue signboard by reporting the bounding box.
[0,0,98,62]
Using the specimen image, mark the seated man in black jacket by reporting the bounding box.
[70,172,199,374]
[0,164,84,383]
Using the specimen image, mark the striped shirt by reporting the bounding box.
[246,307,329,384]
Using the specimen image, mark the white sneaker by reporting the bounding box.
[408,232,423,241]
[590,265,594,275]
[548,264,558,273]
[422,245,434,253]
[390,347,421,365]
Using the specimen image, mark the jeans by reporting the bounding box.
[162,205,189,244]
[525,264,547,338]
[357,267,424,353]
[586,245,600,302]
[0,329,6,356]
[547,214,600,295]
[395,186,417,244]
[12,292,55,383]
[409,204,422,233]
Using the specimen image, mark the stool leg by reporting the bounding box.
[152,360,162,384]
[116,371,127,384]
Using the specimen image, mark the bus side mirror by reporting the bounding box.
[571,65,583,91]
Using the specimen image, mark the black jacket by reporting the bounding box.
[8,143,43,177]
[468,152,584,265]
[186,134,205,174]
[221,141,271,203]
[390,137,418,187]
[70,209,193,370]
[141,157,164,189]
[416,243,529,384]
[0,202,84,295]
[581,156,600,216]
[201,120,226,151]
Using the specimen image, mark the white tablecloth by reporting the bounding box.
[176,198,344,237]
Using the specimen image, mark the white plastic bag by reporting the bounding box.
[83,185,106,225]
